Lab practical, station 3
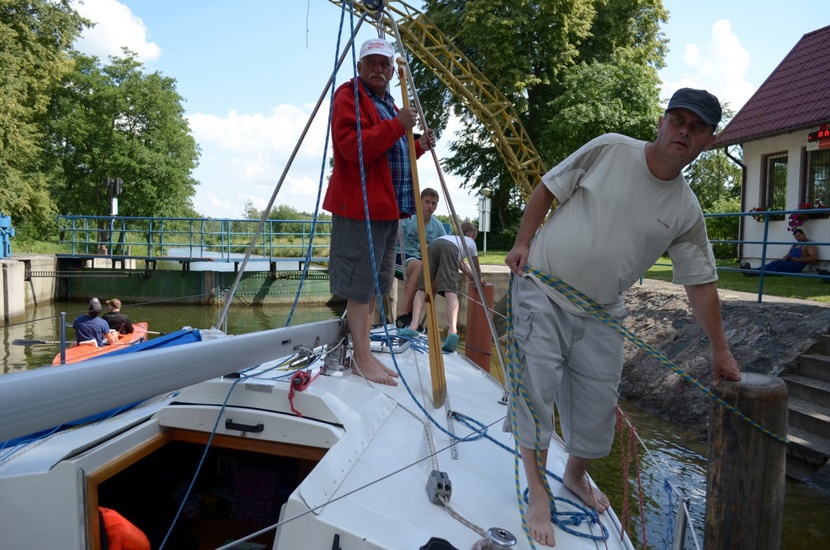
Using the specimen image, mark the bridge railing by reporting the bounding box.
[701,208,830,302]
[57,215,332,263]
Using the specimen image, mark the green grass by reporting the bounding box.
[479,250,830,304]
[645,259,830,303]
[13,238,71,255]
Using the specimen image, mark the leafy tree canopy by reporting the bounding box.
[414,0,669,232]
[0,0,86,237]
[45,49,201,220]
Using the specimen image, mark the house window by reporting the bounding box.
[761,152,787,210]
[804,149,830,206]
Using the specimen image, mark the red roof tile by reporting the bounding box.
[715,25,830,147]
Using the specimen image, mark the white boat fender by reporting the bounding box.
[427,469,452,504]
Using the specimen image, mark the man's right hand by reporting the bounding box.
[396,107,417,130]
[505,244,530,276]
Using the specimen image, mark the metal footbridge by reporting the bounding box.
[52,215,331,273]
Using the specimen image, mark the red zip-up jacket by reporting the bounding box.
[323,78,424,220]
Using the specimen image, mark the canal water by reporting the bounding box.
[2,299,828,547]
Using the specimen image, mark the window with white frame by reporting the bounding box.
[761,152,787,210]
[803,148,830,207]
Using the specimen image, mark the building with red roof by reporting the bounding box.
[715,25,830,267]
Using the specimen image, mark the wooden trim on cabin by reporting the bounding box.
[83,427,326,549]
[171,428,327,462]
[85,431,174,550]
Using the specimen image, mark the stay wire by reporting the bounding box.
[213,5,368,331]
[388,22,510,387]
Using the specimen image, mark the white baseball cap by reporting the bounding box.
[359,38,395,60]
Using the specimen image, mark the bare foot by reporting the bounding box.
[563,473,610,513]
[351,355,398,386]
[526,490,556,546]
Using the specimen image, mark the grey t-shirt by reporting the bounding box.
[527,133,717,316]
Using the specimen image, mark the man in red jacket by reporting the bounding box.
[323,38,435,386]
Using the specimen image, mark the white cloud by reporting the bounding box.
[661,19,756,112]
[69,1,479,222]
[188,105,333,218]
[72,0,161,62]
[188,105,480,222]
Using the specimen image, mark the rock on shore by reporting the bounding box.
[621,279,830,436]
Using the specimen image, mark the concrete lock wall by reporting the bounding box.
[5,254,511,329]
[1,260,25,321]
[23,256,57,307]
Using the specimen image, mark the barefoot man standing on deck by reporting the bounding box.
[324,38,435,386]
[505,88,742,546]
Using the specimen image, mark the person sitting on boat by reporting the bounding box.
[741,228,817,275]
[394,187,447,329]
[400,222,481,353]
[505,88,741,547]
[72,297,113,346]
[102,298,134,334]
[323,37,436,386]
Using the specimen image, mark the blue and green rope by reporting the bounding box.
[505,265,789,549]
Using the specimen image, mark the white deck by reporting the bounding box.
[0,325,633,549]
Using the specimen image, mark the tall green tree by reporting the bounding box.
[684,108,743,211]
[0,0,86,238]
[414,0,668,233]
[44,50,201,219]
[685,147,743,210]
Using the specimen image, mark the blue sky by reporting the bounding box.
[71,0,830,221]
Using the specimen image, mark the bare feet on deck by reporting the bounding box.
[563,472,610,513]
[526,489,556,546]
[351,354,398,386]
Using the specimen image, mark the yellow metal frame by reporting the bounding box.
[330,0,546,201]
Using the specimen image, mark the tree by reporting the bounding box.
[539,60,662,165]
[683,107,742,211]
[414,0,668,234]
[44,50,201,219]
[0,0,86,238]
[685,146,742,210]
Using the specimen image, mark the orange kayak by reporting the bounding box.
[52,323,149,365]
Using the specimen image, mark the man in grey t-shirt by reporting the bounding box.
[505,88,742,547]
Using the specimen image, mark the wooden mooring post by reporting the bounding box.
[705,372,788,549]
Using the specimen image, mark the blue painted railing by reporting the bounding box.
[705,207,830,302]
[57,215,332,264]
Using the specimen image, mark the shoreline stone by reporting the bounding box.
[622,279,830,436]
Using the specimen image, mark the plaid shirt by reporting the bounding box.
[366,87,415,217]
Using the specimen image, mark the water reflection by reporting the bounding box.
[602,402,829,548]
[1,300,343,373]
[1,301,828,546]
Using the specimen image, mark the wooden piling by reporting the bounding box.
[705,372,788,549]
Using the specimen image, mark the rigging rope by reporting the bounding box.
[616,406,648,548]
[522,264,788,445]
